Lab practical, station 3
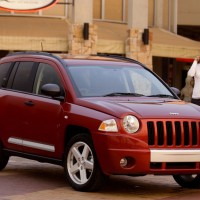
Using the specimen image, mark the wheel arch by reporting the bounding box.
[63,128,106,191]
[63,125,105,174]
[64,125,91,149]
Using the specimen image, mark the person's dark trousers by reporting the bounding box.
[191,98,200,106]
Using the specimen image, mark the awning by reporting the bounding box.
[151,28,200,59]
[0,16,200,59]
[176,58,193,63]
[0,16,68,52]
[94,21,127,54]
[95,21,200,59]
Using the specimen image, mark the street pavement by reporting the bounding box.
[1,157,200,200]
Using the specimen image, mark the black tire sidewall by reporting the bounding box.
[0,142,9,171]
[173,174,200,188]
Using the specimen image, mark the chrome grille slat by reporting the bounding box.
[147,120,200,147]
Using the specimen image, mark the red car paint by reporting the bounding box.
[0,52,200,191]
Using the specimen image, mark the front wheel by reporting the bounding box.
[0,143,9,171]
[64,133,106,191]
[173,174,200,188]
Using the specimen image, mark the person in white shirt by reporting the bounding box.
[187,56,200,105]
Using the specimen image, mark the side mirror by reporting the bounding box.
[170,87,180,96]
[41,83,64,101]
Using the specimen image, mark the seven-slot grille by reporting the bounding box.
[147,120,200,147]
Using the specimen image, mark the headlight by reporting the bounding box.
[98,119,118,132]
[123,115,139,134]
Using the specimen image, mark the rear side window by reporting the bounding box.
[0,62,12,88]
[11,62,36,93]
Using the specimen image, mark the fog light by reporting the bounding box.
[120,158,128,167]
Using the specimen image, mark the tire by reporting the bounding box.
[173,174,200,188]
[64,133,106,192]
[0,143,9,171]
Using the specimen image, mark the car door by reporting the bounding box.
[21,62,65,158]
[0,61,37,151]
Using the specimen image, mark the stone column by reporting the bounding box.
[126,0,152,69]
[68,0,97,55]
[126,29,153,69]
[68,23,97,55]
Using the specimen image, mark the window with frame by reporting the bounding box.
[0,62,12,88]
[33,63,62,95]
[93,0,128,23]
[11,62,36,93]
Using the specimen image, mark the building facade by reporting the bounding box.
[0,0,200,89]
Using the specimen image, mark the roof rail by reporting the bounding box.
[96,53,143,65]
[7,51,52,57]
[6,51,66,66]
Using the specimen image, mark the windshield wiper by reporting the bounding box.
[103,92,144,97]
[148,94,174,98]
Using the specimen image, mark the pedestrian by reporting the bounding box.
[180,76,194,102]
[187,56,200,105]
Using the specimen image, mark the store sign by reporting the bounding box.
[0,0,58,12]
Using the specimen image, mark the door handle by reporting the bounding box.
[24,101,34,106]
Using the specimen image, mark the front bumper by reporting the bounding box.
[93,133,200,175]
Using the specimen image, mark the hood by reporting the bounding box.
[76,97,200,119]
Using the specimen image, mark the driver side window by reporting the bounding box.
[33,63,62,95]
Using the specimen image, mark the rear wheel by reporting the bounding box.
[0,143,9,171]
[64,133,106,191]
[173,174,200,188]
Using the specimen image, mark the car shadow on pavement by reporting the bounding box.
[0,157,187,199]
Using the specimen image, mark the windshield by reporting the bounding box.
[66,63,174,98]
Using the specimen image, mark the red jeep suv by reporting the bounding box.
[0,52,200,191]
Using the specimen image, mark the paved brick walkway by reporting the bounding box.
[1,157,200,200]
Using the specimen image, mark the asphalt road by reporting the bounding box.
[1,157,200,200]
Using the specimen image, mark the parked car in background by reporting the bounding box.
[0,52,200,191]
